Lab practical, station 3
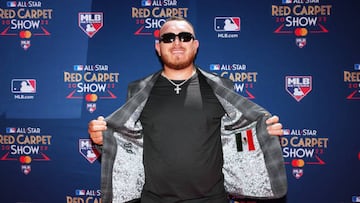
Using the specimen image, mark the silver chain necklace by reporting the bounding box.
[162,70,196,94]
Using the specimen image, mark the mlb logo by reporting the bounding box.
[87,103,96,113]
[7,1,17,7]
[209,64,220,71]
[296,38,306,48]
[282,0,292,3]
[141,0,152,6]
[11,79,36,93]
[285,76,312,102]
[75,190,86,196]
[6,127,16,133]
[283,129,290,135]
[78,12,103,38]
[214,17,240,32]
[79,139,100,163]
[354,64,360,70]
[292,168,303,179]
[21,165,31,175]
[352,196,360,202]
[21,40,31,50]
[74,65,84,71]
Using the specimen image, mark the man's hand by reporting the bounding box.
[266,115,283,136]
[88,116,107,145]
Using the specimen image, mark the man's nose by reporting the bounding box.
[173,36,181,45]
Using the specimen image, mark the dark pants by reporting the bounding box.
[126,195,287,203]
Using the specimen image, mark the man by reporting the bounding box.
[88,17,287,203]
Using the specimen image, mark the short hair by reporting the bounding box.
[161,17,196,37]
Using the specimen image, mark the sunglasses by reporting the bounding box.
[159,32,195,43]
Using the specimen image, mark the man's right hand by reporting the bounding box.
[88,116,107,145]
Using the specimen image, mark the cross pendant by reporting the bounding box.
[174,85,181,94]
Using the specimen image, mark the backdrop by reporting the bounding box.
[1,0,359,202]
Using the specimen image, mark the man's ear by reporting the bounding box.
[155,42,161,56]
[194,39,199,50]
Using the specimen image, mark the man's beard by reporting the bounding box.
[161,54,196,70]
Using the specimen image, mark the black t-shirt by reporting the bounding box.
[139,71,228,203]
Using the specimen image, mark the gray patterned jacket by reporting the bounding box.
[99,67,287,203]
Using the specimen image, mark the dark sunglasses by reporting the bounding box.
[159,32,195,43]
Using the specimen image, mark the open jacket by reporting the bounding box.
[99,67,287,203]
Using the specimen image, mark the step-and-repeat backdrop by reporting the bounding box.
[1,0,359,202]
